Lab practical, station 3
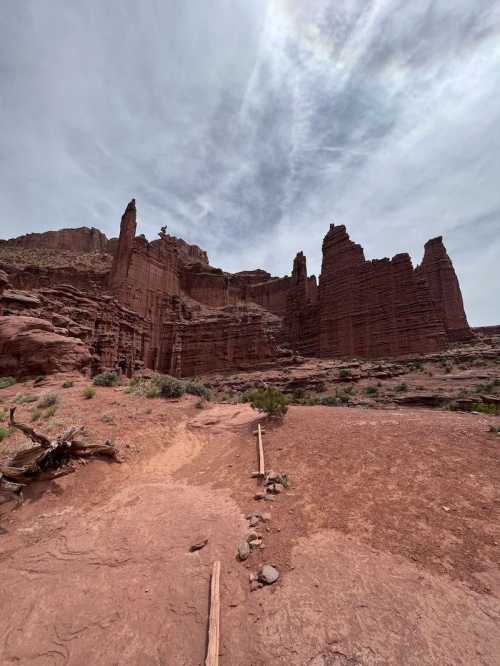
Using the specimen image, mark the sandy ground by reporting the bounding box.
[1,374,500,665]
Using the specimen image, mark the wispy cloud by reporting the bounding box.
[1,0,499,324]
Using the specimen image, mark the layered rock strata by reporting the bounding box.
[0,200,474,378]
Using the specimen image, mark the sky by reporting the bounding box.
[1,1,499,326]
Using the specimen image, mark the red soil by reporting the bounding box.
[1,375,500,664]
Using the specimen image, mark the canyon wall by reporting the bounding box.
[0,199,474,378]
[0,227,111,254]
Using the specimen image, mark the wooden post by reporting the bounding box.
[257,423,265,477]
[206,561,221,666]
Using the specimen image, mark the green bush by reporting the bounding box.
[38,393,58,409]
[82,386,96,400]
[472,403,500,416]
[128,374,186,399]
[394,383,408,393]
[0,409,7,422]
[0,376,16,390]
[92,372,119,387]
[246,387,288,418]
[364,386,379,397]
[44,404,58,419]
[184,381,211,400]
[0,426,12,442]
[320,396,340,406]
[62,380,74,389]
[15,394,38,404]
[338,369,351,381]
[31,408,42,422]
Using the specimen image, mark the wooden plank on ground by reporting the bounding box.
[205,560,221,666]
[257,423,265,476]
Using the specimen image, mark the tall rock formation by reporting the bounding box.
[416,237,472,341]
[318,225,448,357]
[284,252,319,355]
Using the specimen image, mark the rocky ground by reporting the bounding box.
[0,247,112,272]
[1,372,500,664]
[203,334,500,415]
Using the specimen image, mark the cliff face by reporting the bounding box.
[0,200,473,378]
[416,237,472,341]
[1,226,110,254]
[318,225,450,357]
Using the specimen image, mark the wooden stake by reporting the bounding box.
[257,423,265,477]
[205,560,221,666]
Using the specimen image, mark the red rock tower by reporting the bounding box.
[416,237,472,341]
[109,199,137,293]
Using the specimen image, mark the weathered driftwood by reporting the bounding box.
[0,408,120,506]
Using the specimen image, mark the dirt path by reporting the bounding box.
[1,380,500,664]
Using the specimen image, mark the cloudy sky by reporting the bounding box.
[1,1,499,325]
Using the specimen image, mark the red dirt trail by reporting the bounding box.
[1,375,500,665]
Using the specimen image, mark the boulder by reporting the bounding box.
[0,315,91,377]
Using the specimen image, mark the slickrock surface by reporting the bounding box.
[2,376,500,664]
[0,199,478,379]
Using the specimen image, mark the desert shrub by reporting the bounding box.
[82,386,96,400]
[394,383,408,393]
[38,393,58,409]
[44,404,58,419]
[343,385,356,395]
[92,372,119,387]
[0,426,12,442]
[62,380,74,389]
[334,389,351,404]
[472,403,500,416]
[184,381,211,400]
[0,377,16,390]
[195,398,208,409]
[320,396,340,406]
[246,387,288,418]
[338,369,351,381]
[34,375,46,385]
[15,394,38,404]
[364,386,379,397]
[31,408,42,422]
[0,409,7,422]
[101,414,114,424]
[154,374,185,399]
[315,381,326,393]
[488,425,500,433]
[446,401,460,412]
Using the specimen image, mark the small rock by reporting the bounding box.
[237,542,251,561]
[263,495,275,502]
[273,483,284,494]
[261,512,272,522]
[254,492,267,500]
[258,564,280,585]
[249,539,262,549]
[249,573,256,582]
[250,580,261,592]
[247,531,259,542]
[249,515,260,527]
[189,539,208,552]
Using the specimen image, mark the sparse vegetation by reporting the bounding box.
[92,372,119,387]
[38,393,58,409]
[14,394,38,404]
[471,403,500,416]
[246,387,288,418]
[394,383,408,392]
[0,425,13,442]
[82,386,96,400]
[364,386,379,397]
[338,368,351,381]
[31,408,42,422]
[0,409,8,422]
[128,374,186,399]
[44,404,58,419]
[0,377,16,390]
[184,381,211,400]
[320,396,340,406]
[488,425,500,434]
[62,380,74,389]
